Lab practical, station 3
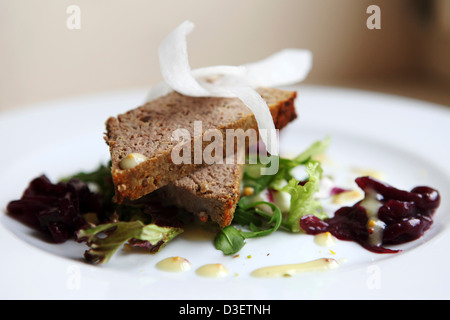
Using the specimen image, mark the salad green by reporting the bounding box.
[77,221,183,264]
[214,136,330,254]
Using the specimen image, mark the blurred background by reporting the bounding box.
[1,0,449,112]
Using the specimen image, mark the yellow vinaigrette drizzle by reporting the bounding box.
[195,263,229,278]
[155,257,339,279]
[250,258,339,278]
[156,256,191,272]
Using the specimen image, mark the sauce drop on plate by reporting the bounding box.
[156,256,191,272]
[195,263,229,278]
[314,232,337,247]
[250,258,339,278]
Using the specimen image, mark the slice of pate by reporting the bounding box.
[155,162,244,228]
[105,87,297,204]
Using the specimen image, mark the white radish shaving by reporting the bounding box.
[243,48,313,87]
[148,20,313,156]
[145,81,172,102]
[158,20,210,97]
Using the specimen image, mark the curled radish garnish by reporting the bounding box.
[147,20,313,156]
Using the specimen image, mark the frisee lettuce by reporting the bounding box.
[281,160,327,232]
[241,135,330,194]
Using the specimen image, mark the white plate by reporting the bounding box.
[1,85,449,300]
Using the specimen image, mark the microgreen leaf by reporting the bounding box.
[214,201,282,255]
[214,226,246,255]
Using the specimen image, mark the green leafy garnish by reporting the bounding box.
[292,135,330,164]
[76,221,183,264]
[216,136,331,255]
[282,160,327,232]
[214,201,282,255]
[242,136,330,193]
[213,225,246,255]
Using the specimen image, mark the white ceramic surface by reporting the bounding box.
[1,85,449,299]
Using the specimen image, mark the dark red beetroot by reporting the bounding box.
[300,176,440,253]
[6,175,185,244]
[6,175,105,243]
